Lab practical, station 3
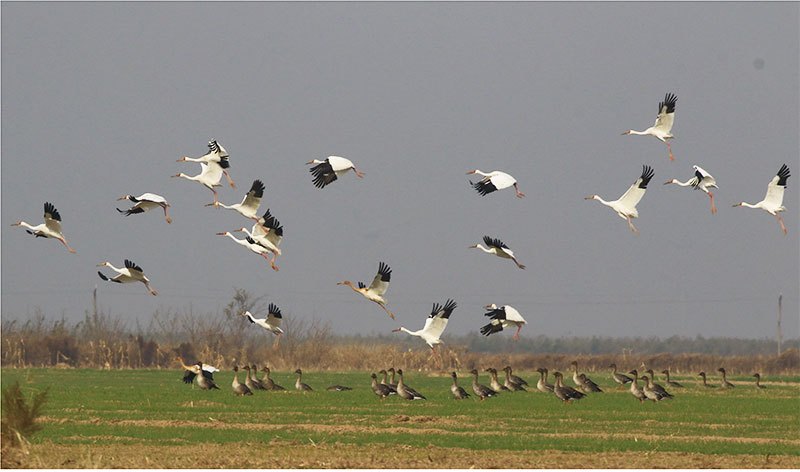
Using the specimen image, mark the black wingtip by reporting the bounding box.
[777,164,791,186]
[268,303,282,318]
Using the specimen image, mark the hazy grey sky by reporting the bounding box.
[2,2,798,340]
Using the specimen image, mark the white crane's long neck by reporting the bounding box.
[593,195,613,207]
[472,170,490,177]
[738,202,760,209]
[667,179,694,187]
[104,263,123,273]
[474,244,493,254]
[627,129,649,136]
[17,221,38,231]
[399,327,417,336]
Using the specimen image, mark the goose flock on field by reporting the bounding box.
[10,93,792,399]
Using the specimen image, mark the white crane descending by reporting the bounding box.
[11,202,77,253]
[585,165,655,234]
[172,161,226,206]
[117,193,172,223]
[97,259,158,296]
[664,165,719,214]
[392,299,457,350]
[733,164,791,235]
[207,179,265,219]
[242,303,284,347]
[479,303,527,340]
[337,262,394,319]
[469,236,526,269]
[216,231,279,271]
[622,92,678,161]
[467,169,525,198]
[177,139,236,188]
[306,155,364,189]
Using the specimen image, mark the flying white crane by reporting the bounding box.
[232,226,281,269]
[337,262,394,319]
[466,169,525,198]
[206,179,265,219]
[172,161,226,206]
[177,139,236,188]
[469,236,526,269]
[252,209,283,250]
[479,303,527,340]
[392,299,457,353]
[11,202,76,253]
[733,164,791,234]
[306,155,364,189]
[242,303,284,347]
[117,193,172,223]
[622,92,678,161]
[585,165,655,234]
[216,231,279,271]
[664,165,719,214]
[97,259,158,296]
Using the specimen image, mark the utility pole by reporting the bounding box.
[777,293,783,356]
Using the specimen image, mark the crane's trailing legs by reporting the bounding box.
[626,215,639,234]
[776,214,788,235]
[379,303,395,320]
[666,141,674,162]
[513,325,522,341]
[513,183,525,198]
[260,252,279,272]
[708,192,717,215]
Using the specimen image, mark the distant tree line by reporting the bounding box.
[2,289,798,375]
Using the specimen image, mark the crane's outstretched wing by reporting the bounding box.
[483,236,508,250]
[653,92,677,133]
[124,259,144,274]
[764,164,790,208]
[423,299,457,340]
[43,202,63,234]
[240,180,265,209]
[368,262,392,296]
[617,165,654,209]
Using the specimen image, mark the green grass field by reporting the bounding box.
[2,368,799,468]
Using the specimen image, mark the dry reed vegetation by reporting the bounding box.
[2,289,798,374]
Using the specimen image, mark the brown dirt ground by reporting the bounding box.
[3,442,799,469]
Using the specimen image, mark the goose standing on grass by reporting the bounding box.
[641,374,672,402]
[117,193,172,223]
[177,139,236,188]
[216,231,279,271]
[660,369,685,388]
[479,304,527,339]
[97,259,158,296]
[753,373,766,389]
[732,164,791,234]
[717,367,735,388]
[450,372,471,400]
[622,92,678,161]
[664,165,719,214]
[395,369,426,400]
[338,262,395,319]
[249,365,267,390]
[585,165,655,234]
[378,370,398,394]
[535,368,555,393]
[466,169,525,198]
[627,370,647,402]
[387,368,400,390]
[11,202,76,253]
[207,179,265,219]
[470,236,526,270]
[503,366,529,389]
[295,369,313,392]
[698,371,716,388]
[552,371,586,403]
[469,369,498,400]
[371,373,394,399]
[392,299,457,358]
[486,368,511,392]
[609,364,633,387]
[306,155,364,189]
[241,303,284,347]
[644,369,672,397]
[243,365,265,391]
[261,367,285,391]
[570,361,602,393]
[502,367,527,392]
[232,366,253,396]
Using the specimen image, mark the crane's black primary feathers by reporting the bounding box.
[377,262,392,282]
[483,236,508,249]
[249,180,265,198]
[117,207,145,216]
[124,259,143,272]
[309,161,337,188]
[268,303,282,318]
[777,164,791,187]
[638,165,655,189]
[484,306,507,320]
[311,171,338,189]
[430,299,457,319]
[357,281,367,289]
[659,93,677,114]
[43,202,61,221]
[97,271,122,283]
[480,319,504,336]
[471,179,498,196]
[260,209,283,236]
[245,236,258,245]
